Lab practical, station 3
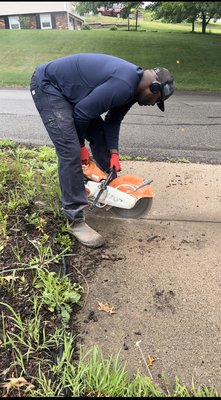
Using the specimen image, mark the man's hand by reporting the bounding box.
[80,146,90,165]
[110,153,121,172]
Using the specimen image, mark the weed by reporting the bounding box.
[54,232,73,253]
[120,154,133,160]
[0,209,8,238]
[30,345,221,397]
[34,267,83,326]
[20,167,34,183]
[1,304,45,375]
[10,242,21,263]
[0,271,24,296]
[25,212,47,232]
[0,139,16,149]
[12,147,37,164]
[135,156,149,161]
[7,188,29,211]
[28,236,63,267]
[36,146,57,163]
[0,162,10,190]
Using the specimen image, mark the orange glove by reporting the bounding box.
[110,153,121,172]
[80,146,90,165]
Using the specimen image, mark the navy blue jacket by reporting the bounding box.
[34,53,144,149]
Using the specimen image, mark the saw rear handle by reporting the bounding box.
[88,167,116,210]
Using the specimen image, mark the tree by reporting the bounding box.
[121,2,144,31]
[73,1,145,31]
[148,1,221,34]
[197,2,221,33]
[73,2,119,16]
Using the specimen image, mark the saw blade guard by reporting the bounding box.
[109,175,155,199]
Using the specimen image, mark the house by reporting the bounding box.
[0,2,84,30]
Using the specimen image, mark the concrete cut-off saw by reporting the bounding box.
[83,160,155,219]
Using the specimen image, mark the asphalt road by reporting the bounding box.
[0,89,220,164]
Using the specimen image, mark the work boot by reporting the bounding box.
[67,221,105,248]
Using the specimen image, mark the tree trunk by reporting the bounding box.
[128,16,130,31]
[135,9,138,31]
[192,19,195,33]
[202,14,206,34]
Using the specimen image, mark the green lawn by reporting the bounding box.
[0,19,220,91]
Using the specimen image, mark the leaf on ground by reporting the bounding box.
[98,302,116,315]
[0,275,19,282]
[0,377,34,396]
[147,355,155,367]
[36,226,44,232]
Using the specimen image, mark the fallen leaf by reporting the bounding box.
[36,226,44,232]
[0,376,34,396]
[98,302,116,315]
[0,275,19,282]
[147,355,155,367]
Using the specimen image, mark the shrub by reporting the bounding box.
[110,25,118,30]
[81,23,91,30]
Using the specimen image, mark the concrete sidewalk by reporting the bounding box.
[90,160,221,223]
[77,160,221,391]
[121,161,221,222]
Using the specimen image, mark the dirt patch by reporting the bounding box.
[0,205,108,392]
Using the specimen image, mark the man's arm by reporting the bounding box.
[103,99,136,151]
[73,78,134,146]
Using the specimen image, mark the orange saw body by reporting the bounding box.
[82,160,155,219]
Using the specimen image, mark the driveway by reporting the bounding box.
[0,89,220,164]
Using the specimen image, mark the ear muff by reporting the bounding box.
[150,80,161,94]
[161,79,174,100]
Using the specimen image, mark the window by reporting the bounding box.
[40,14,52,29]
[9,16,20,30]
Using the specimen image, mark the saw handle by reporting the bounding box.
[88,167,116,210]
[134,179,153,191]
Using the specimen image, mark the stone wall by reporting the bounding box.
[0,17,5,29]
[55,12,68,29]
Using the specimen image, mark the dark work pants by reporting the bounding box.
[30,74,110,222]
